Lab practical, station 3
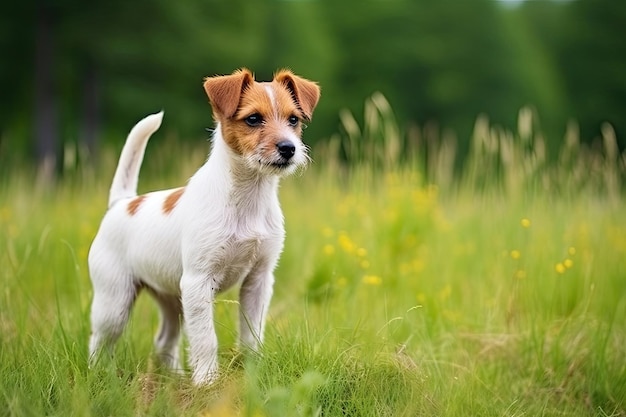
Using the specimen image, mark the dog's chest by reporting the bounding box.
[214,234,261,289]
[210,225,281,292]
[183,168,285,291]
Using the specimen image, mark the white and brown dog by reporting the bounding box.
[88,69,320,384]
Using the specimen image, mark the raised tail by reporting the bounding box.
[108,111,164,208]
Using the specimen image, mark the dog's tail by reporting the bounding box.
[108,111,164,208]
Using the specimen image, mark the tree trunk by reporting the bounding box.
[34,4,57,183]
[81,62,100,159]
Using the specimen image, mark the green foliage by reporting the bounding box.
[3,0,626,174]
[552,0,626,142]
[1,103,625,415]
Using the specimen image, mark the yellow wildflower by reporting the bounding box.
[564,258,573,268]
[323,244,335,256]
[510,250,521,260]
[521,218,531,228]
[362,275,382,286]
[555,263,566,274]
[414,259,425,272]
[338,233,355,254]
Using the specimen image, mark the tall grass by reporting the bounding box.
[1,97,625,416]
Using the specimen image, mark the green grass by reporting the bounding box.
[1,102,625,416]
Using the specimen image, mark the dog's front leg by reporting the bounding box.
[239,263,275,351]
[180,270,219,385]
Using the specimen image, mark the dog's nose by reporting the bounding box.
[277,140,296,160]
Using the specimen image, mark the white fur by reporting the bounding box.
[265,85,277,116]
[88,106,306,384]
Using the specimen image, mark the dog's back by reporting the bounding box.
[90,187,186,295]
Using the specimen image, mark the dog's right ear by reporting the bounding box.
[203,68,254,120]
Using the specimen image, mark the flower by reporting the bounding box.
[362,275,382,286]
[521,218,531,228]
[510,250,521,260]
[555,263,566,274]
[338,233,355,254]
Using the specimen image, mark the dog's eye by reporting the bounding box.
[245,114,263,127]
[287,115,300,127]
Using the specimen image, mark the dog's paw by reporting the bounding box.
[192,364,220,386]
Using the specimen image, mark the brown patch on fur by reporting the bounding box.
[203,69,254,120]
[163,188,185,214]
[221,82,276,155]
[127,195,147,216]
[273,70,320,121]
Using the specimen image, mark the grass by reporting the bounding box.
[1,99,625,416]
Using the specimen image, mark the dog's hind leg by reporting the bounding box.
[149,290,183,372]
[88,269,140,365]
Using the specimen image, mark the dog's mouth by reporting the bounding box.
[254,158,302,176]
[249,152,308,174]
[256,156,294,169]
[268,161,291,168]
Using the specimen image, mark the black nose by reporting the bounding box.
[277,140,296,160]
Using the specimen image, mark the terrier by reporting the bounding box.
[88,68,320,384]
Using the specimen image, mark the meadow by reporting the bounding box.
[1,99,625,416]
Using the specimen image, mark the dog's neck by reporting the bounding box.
[204,126,280,212]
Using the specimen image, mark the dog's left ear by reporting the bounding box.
[273,70,321,121]
[204,68,254,120]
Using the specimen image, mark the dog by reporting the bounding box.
[88,68,320,384]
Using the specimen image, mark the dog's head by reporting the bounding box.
[203,68,320,176]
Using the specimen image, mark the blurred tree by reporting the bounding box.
[0,0,338,175]
[504,1,570,148]
[0,2,38,167]
[519,0,626,146]
[317,0,553,160]
[33,2,58,180]
[559,0,626,146]
[1,0,624,174]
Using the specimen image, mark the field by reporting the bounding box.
[1,103,625,416]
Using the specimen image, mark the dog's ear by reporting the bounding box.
[273,70,320,121]
[203,68,254,120]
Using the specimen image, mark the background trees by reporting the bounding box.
[1,0,624,176]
